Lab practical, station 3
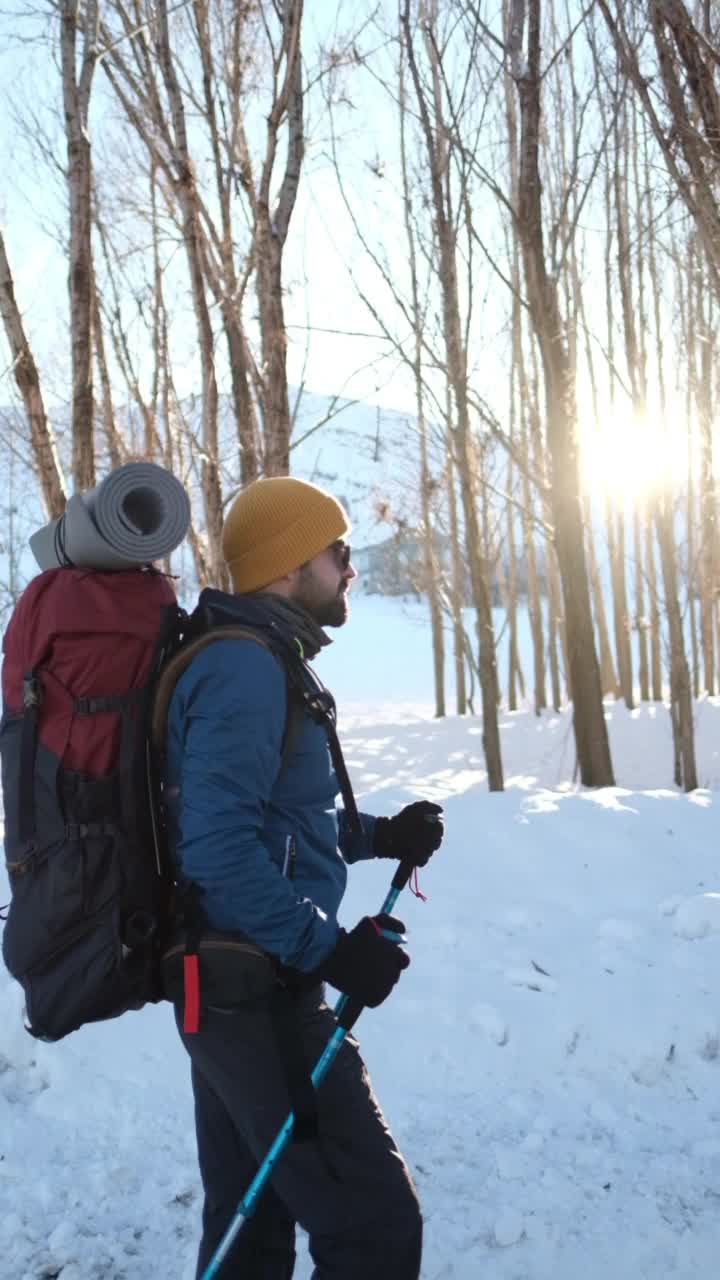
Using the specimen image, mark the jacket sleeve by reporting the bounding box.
[173,639,338,972]
[337,809,377,863]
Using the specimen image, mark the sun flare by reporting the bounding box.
[578,400,691,507]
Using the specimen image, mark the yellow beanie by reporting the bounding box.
[222,476,351,593]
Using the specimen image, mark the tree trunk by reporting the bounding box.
[574,200,619,701]
[642,112,664,702]
[608,502,633,707]
[0,233,67,517]
[585,496,619,697]
[678,244,701,698]
[546,544,563,712]
[399,41,445,719]
[417,389,445,720]
[405,8,503,788]
[694,268,717,694]
[225,309,261,484]
[509,0,613,784]
[190,0,261,485]
[524,496,546,715]
[519,375,546,715]
[629,101,650,704]
[505,459,523,711]
[156,0,225,585]
[645,516,663,701]
[91,278,122,470]
[504,0,541,712]
[634,506,650,701]
[61,0,99,492]
[162,353,211,587]
[447,438,468,716]
[655,495,698,790]
[688,439,701,700]
[256,0,304,476]
[256,228,291,476]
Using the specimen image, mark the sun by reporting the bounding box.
[577,396,691,508]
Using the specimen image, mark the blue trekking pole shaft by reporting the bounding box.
[200,857,415,1280]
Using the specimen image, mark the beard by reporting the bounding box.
[292,566,350,628]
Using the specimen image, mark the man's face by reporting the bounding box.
[291,539,357,627]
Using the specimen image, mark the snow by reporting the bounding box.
[2,595,720,1279]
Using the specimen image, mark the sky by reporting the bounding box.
[0,1,422,414]
[0,1,711,513]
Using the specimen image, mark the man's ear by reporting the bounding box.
[288,559,311,582]
[260,565,300,596]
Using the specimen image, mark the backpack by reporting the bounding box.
[0,571,361,1044]
[0,567,181,1041]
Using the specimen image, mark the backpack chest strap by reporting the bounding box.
[301,688,362,835]
[74,691,140,715]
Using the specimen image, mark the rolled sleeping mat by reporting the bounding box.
[30,462,192,571]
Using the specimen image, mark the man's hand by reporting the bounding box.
[373,801,444,866]
[318,914,410,1007]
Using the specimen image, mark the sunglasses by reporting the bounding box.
[330,540,351,571]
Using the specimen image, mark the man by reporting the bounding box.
[165,475,444,1280]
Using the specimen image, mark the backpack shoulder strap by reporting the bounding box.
[151,626,275,750]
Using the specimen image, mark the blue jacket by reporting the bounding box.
[164,612,376,972]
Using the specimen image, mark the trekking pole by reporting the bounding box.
[199,856,416,1280]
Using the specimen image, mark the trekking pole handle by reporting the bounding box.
[389,855,415,898]
[337,996,364,1033]
[334,857,415,1035]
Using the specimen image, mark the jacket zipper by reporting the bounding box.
[282,834,297,881]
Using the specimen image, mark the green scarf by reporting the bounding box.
[250,592,332,662]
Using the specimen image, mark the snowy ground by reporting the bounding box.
[2,596,720,1279]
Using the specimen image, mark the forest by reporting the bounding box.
[0,0,719,793]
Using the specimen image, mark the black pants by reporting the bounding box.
[176,985,422,1280]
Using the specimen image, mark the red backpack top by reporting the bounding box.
[1,567,179,1040]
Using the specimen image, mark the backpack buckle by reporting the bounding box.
[22,675,41,711]
[304,691,331,716]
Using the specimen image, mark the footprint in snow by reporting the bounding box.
[492,1208,526,1247]
[505,965,558,994]
[673,893,720,940]
[468,1003,509,1046]
[0,1054,49,1104]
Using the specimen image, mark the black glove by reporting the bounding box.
[373,800,444,866]
[318,914,410,1008]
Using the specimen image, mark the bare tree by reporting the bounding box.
[61,0,100,491]
[690,242,718,694]
[96,0,309,579]
[255,0,304,475]
[403,2,504,789]
[399,43,446,718]
[0,233,66,517]
[503,28,547,715]
[508,0,614,785]
[598,0,720,302]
